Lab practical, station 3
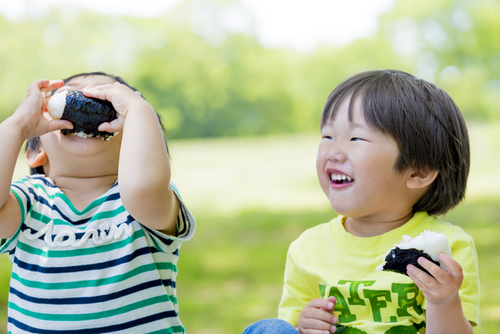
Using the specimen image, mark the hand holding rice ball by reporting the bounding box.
[376,230,452,276]
[47,90,118,140]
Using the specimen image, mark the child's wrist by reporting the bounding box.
[427,293,462,309]
[6,115,30,139]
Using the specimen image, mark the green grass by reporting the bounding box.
[1,125,499,333]
[175,199,500,333]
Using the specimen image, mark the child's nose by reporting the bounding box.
[326,142,347,163]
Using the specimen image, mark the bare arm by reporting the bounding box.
[0,119,26,239]
[84,84,179,235]
[407,254,473,334]
[0,79,69,239]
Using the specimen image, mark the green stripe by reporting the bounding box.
[148,326,185,334]
[31,182,108,214]
[157,262,176,272]
[14,178,113,215]
[29,211,51,224]
[149,233,164,251]
[91,206,126,221]
[11,190,26,223]
[28,206,126,228]
[12,262,175,290]
[8,295,169,321]
[17,229,145,258]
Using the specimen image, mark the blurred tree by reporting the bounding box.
[379,0,500,120]
[0,0,498,140]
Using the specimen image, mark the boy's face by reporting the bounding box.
[316,96,413,222]
[38,75,122,177]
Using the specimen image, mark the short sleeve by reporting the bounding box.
[0,177,34,256]
[420,225,480,326]
[142,182,196,253]
[449,228,480,326]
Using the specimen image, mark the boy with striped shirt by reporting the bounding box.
[0,72,195,333]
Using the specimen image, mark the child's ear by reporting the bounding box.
[406,168,439,189]
[25,147,48,169]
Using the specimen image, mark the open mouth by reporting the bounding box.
[330,173,354,185]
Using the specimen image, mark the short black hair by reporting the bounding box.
[321,69,470,216]
[26,71,167,175]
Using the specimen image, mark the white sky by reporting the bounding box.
[0,0,395,51]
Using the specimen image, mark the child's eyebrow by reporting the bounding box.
[350,122,370,130]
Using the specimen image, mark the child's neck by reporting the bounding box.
[344,212,414,237]
[50,174,118,211]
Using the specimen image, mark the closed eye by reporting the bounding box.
[322,136,333,140]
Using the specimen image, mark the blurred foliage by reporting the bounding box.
[0,0,499,140]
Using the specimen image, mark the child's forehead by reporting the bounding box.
[325,94,366,123]
[63,75,117,89]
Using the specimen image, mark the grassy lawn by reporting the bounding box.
[1,123,499,333]
[177,200,500,334]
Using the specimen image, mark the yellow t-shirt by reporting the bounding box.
[278,212,479,333]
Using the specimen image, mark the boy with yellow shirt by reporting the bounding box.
[243,70,479,334]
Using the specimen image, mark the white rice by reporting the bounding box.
[47,90,68,119]
[377,230,452,271]
[72,131,119,141]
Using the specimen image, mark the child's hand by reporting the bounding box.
[82,82,150,134]
[13,79,72,139]
[407,253,463,307]
[298,297,337,334]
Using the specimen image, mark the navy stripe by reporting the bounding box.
[162,279,176,288]
[143,226,174,247]
[30,176,58,188]
[10,279,163,305]
[30,187,120,225]
[9,310,178,333]
[105,192,121,202]
[178,205,191,237]
[15,183,121,226]
[13,246,151,273]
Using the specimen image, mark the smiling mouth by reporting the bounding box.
[330,173,354,185]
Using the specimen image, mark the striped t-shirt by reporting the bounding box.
[0,175,196,334]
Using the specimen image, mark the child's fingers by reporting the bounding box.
[407,263,436,289]
[299,314,336,334]
[43,80,64,93]
[305,298,335,311]
[417,257,443,280]
[27,80,49,95]
[301,307,337,325]
[98,117,124,133]
[300,325,336,334]
[46,119,73,133]
[31,79,64,92]
[82,87,107,100]
[438,253,463,278]
[326,296,337,304]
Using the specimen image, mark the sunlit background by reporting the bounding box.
[1,0,499,333]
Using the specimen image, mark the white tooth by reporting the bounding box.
[336,174,342,181]
[341,175,346,180]
[347,176,352,182]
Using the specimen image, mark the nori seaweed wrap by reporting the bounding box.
[47,90,118,140]
[376,247,440,277]
[375,230,452,277]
